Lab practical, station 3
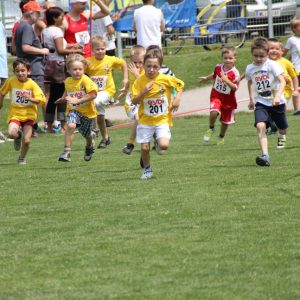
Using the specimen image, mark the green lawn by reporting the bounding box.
[0,113,300,299]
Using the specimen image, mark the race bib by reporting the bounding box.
[144,96,168,116]
[12,89,32,106]
[253,72,273,100]
[75,31,90,46]
[91,76,108,91]
[213,76,230,94]
[67,91,88,108]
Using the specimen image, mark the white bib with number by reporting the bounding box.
[91,76,108,91]
[75,31,90,46]
[67,91,88,108]
[144,96,168,116]
[12,89,32,106]
[254,71,274,101]
[213,76,230,94]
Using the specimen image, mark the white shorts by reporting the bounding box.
[94,91,113,116]
[136,123,171,144]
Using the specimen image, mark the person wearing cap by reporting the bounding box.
[63,0,110,58]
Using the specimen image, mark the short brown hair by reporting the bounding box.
[251,36,269,53]
[130,45,146,58]
[91,36,107,49]
[13,58,31,71]
[221,46,236,57]
[144,49,163,66]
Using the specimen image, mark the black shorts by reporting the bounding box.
[254,102,288,130]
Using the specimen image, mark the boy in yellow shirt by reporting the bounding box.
[132,50,184,179]
[55,54,98,162]
[0,59,46,164]
[86,36,128,149]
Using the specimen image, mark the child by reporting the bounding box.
[199,46,240,145]
[0,59,46,164]
[268,38,299,134]
[85,36,128,149]
[284,17,300,115]
[122,45,146,155]
[245,37,286,167]
[131,50,184,180]
[122,44,176,155]
[55,54,98,162]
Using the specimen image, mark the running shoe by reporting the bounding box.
[203,128,215,142]
[141,166,153,180]
[58,151,71,162]
[17,157,27,165]
[217,137,225,145]
[98,136,112,149]
[256,155,271,167]
[122,143,134,155]
[277,138,286,149]
[84,144,95,161]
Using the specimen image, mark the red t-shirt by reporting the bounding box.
[64,14,91,58]
[210,64,239,109]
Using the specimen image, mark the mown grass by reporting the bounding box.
[0,113,300,299]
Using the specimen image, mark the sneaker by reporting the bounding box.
[58,151,71,162]
[14,129,23,151]
[256,155,271,167]
[141,166,153,180]
[277,138,286,149]
[203,128,215,142]
[140,156,144,168]
[217,137,225,145]
[293,110,300,115]
[52,123,61,133]
[154,139,165,155]
[0,131,7,143]
[17,157,27,165]
[122,143,134,155]
[84,144,95,161]
[98,136,112,149]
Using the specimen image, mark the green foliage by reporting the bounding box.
[0,114,300,299]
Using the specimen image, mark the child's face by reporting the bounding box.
[68,61,85,80]
[293,24,300,36]
[92,43,106,60]
[268,42,281,60]
[222,51,236,68]
[144,58,160,79]
[131,54,144,70]
[14,64,30,82]
[54,13,64,27]
[252,48,268,66]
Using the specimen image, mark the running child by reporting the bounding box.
[85,36,128,149]
[122,45,146,155]
[0,59,46,164]
[131,50,184,180]
[199,46,240,145]
[245,37,286,167]
[56,54,98,162]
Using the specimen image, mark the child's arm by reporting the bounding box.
[66,91,97,105]
[234,72,245,84]
[292,75,299,96]
[273,74,286,106]
[198,73,214,83]
[24,96,44,104]
[132,81,154,105]
[247,80,255,110]
[170,90,183,112]
[220,72,237,91]
[0,93,4,109]
[117,61,129,100]
[55,91,67,104]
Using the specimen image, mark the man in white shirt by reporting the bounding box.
[133,0,165,49]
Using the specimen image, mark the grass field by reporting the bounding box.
[1,113,300,299]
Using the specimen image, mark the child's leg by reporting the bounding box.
[64,123,76,148]
[209,111,219,128]
[220,122,229,137]
[292,93,300,114]
[256,122,268,154]
[8,122,20,139]
[141,142,151,167]
[19,124,33,159]
[128,121,138,144]
[97,114,108,140]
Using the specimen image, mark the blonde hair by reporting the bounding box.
[130,45,146,58]
[66,54,86,72]
[221,46,236,57]
[290,17,300,32]
[91,36,107,49]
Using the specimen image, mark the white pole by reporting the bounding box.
[116,31,123,58]
[267,0,274,38]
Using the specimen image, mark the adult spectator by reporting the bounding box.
[42,6,83,133]
[0,23,8,143]
[133,0,165,49]
[63,0,110,58]
[92,5,116,56]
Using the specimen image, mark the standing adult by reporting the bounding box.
[92,5,116,56]
[63,0,110,58]
[133,0,165,49]
[0,23,8,143]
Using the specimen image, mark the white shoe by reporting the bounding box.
[141,166,153,180]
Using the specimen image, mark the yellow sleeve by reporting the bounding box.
[286,60,298,79]
[83,75,98,94]
[112,57,125,70]
[32,81,46,104]
[131,78,142,99]
[171,76,185,92]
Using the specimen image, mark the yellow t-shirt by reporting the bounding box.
[277,57,298,100]
[65,74,98,119]
[132,73,184,126]
[0,77,46,123]
[85,55,125,97]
